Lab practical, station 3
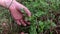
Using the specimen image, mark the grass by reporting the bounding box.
[0,0,60,34]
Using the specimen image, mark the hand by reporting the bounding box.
[7,0,31,26]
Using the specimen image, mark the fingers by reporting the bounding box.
[20,19,26,26]
[16,20,21,25]
[15,2,31,17]
[16,19,30,26]
[19,19,30,26]
[23,7,31,17]
[26,22,30,25]
[24,20,30,25]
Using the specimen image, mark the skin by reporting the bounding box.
[9,1,31,26]
[0,0,31,34]
[0,0,31,26]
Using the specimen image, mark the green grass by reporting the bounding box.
[0,0,60,34]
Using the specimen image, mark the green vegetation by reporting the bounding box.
[0,0,60,34]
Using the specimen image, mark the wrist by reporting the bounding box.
[4,0,13,8]
[0,0,15,8]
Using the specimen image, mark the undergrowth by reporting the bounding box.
[0,0,60,34]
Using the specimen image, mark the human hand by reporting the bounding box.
[9,0,31,26]
[2,0,31,26]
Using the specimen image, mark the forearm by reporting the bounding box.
[0,0,13,8]
[0,0,5,7]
